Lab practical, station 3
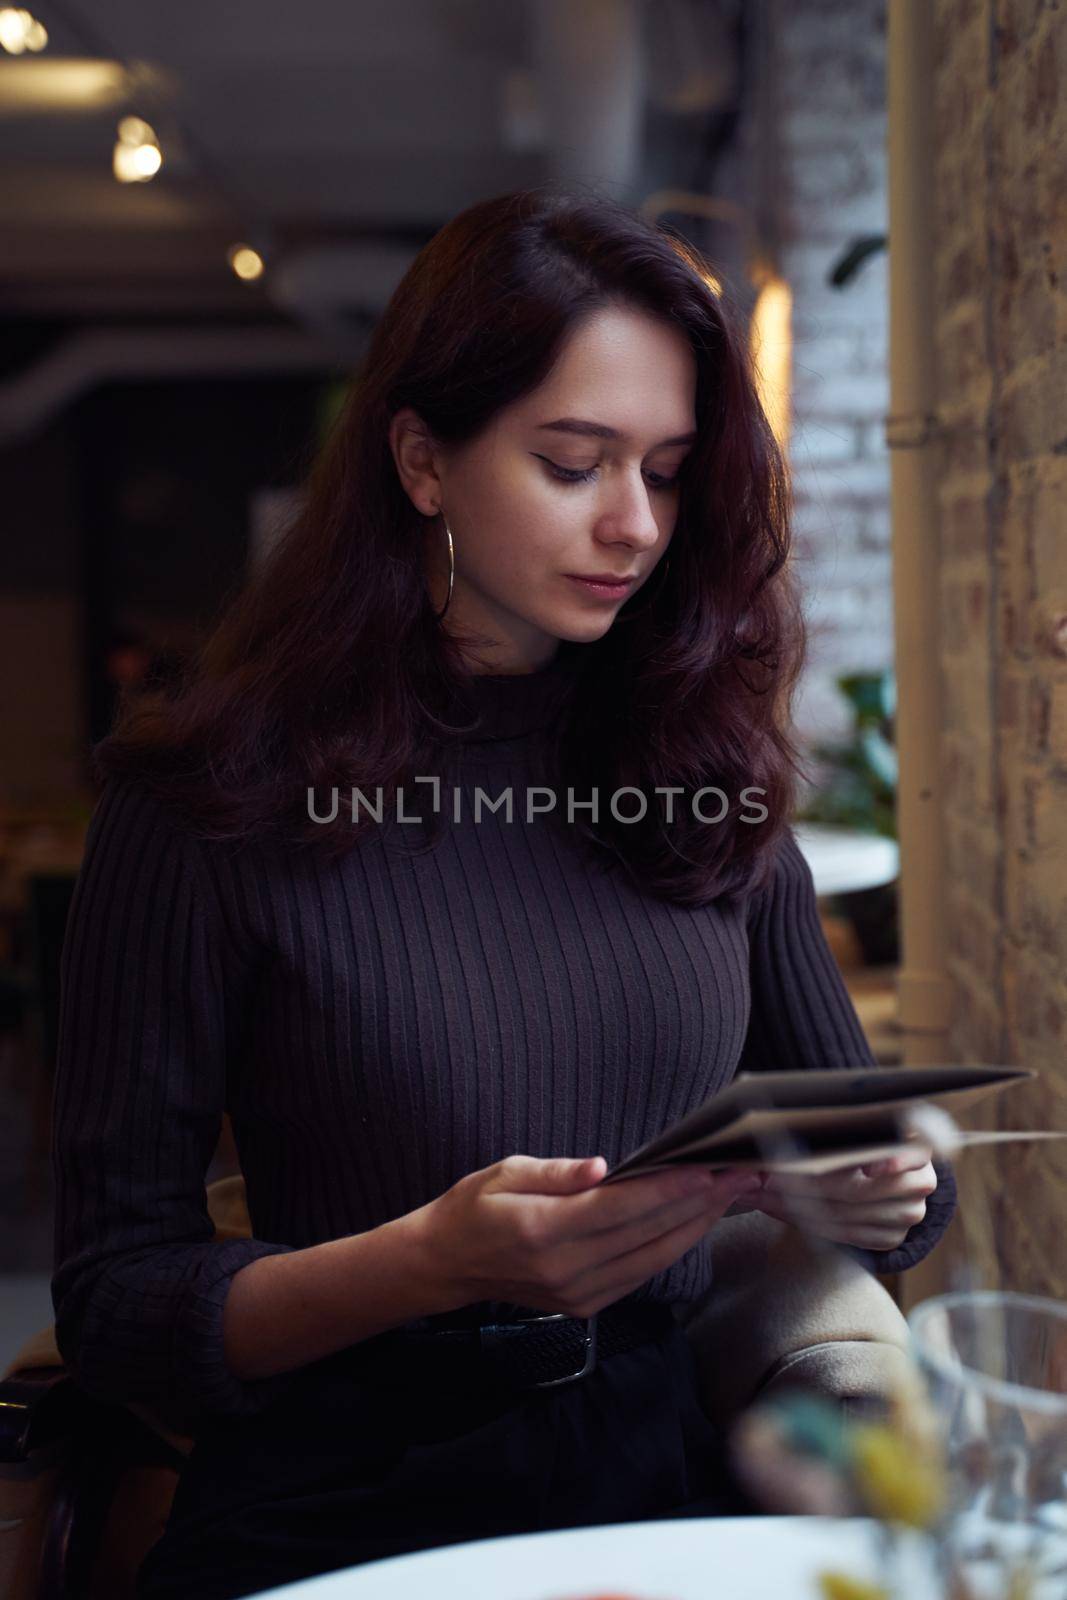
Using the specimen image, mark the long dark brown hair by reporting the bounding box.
[94,184,809,906]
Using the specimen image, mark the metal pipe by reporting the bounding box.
[886,1,952,1071]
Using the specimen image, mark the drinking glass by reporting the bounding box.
[907,1290,1067,1600]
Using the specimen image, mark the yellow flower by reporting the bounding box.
[816,1572,891,1600]
[848,1422,947,1528]
[1006,1563,1036,1600]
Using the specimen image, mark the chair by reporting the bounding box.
[0,1178,910,1600]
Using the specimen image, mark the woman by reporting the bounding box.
[50,186,956,1599]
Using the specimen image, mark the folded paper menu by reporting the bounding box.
[603,1063,1038,1183]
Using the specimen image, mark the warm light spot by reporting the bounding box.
[117,114,156,146]
[226,244,265,282]
[749,270,793,451]
[0,59,129,112]
[113,114,162,183]
[113,137,162,183]
[0,8,48,54]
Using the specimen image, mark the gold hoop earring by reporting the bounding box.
[618,556,671,621]
[433,510,455,620]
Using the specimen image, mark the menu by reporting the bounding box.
[602,1063,1038,1182]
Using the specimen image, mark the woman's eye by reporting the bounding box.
[544,461,598,484]
[537,457,680,490]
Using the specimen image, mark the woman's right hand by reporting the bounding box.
[416,1155,765,1320]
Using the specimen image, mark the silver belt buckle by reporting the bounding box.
[512,1310,599,1388]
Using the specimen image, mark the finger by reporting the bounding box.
[747,1191,925,1247]
[860,1147,934,1178]
[494,1154,606,1194]
[754,1192,927,1231]
[805,1171,936,1206]
[761,1158,936,1203]
[711,1187,908,1250]
[585,1171,758,1254]
[854,1163,938,1201]
[758,1166,868,1202]
[561,1168,759,1243]
[578,1191,730,1306]
[549,1180,742,1271]
[786,1146,934,1184]
[560,1169,754,1284]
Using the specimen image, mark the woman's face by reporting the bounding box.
[390,304,698,674]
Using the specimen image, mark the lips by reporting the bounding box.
[565,574,638,604]
[569,573,638,584]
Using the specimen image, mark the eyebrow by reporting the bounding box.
[535,417,698,448]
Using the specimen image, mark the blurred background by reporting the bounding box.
[1,0,1063,1363]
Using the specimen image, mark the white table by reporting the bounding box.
[792,823,900,899]
[254,1515,940,1599]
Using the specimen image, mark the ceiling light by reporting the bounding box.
[227,244,265,282]
[117,114,156,146]
[113,115,162,183]
[0,8,48,54]
[0,60,131,113]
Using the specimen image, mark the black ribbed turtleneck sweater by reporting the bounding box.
[51,650,957,1431]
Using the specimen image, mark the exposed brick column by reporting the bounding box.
[930,0,1067,1296]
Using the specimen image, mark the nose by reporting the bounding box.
[597,469,664,554]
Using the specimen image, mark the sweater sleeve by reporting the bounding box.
[50,777,301,1433]
[736,824,957,1276]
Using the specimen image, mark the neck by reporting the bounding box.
[464,641,562,678]
[451,645,579,744]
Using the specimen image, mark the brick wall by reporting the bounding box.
[932,0,1067,1296]
[772,0,894,746]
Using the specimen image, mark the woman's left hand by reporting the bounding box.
[732,1146,939,1251]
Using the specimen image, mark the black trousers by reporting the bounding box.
[135,1307,753,1600]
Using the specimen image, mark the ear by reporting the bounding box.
[389,406,444,517]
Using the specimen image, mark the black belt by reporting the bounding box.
[351,1301,676,1393]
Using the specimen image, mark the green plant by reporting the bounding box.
[797,670,898,840]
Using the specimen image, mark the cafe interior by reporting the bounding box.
[1,2,1065,1598]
